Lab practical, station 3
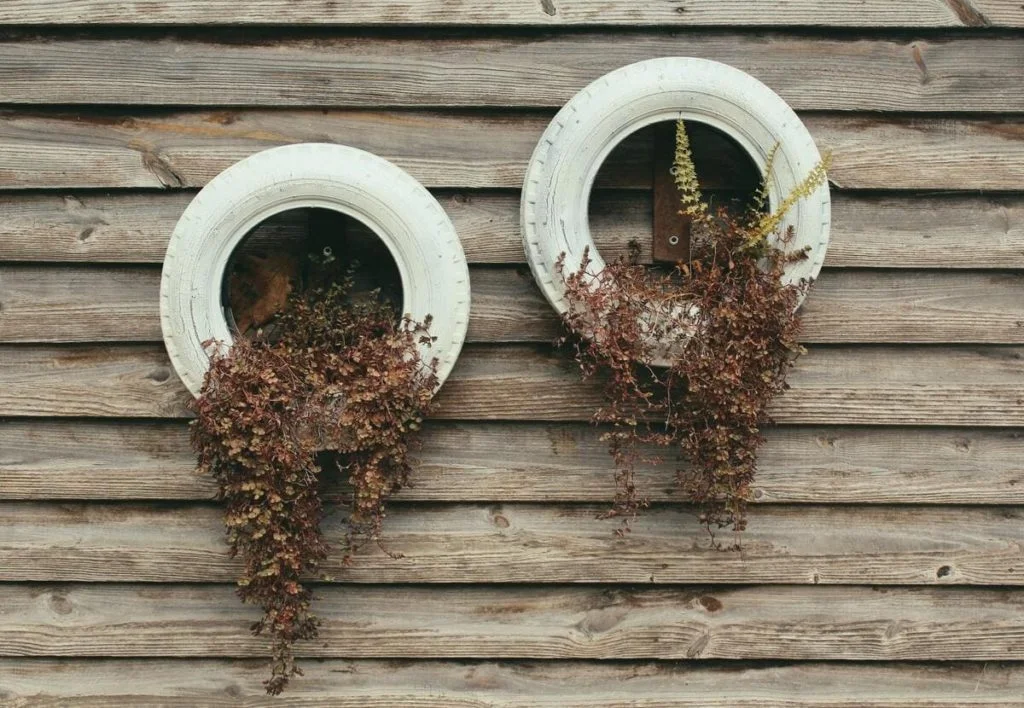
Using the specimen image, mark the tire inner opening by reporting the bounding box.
[222,207,404,338]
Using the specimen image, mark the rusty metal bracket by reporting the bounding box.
[652,122,691,264]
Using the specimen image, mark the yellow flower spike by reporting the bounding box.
[749,151,832,248]
[749,142,779,219]
[672,120,709,221]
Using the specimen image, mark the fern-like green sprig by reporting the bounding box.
[748,151,832,247]
[671,121,830,251]
[748,143,779,220]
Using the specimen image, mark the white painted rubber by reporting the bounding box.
[522,57,831,356]
[161,143,470,397]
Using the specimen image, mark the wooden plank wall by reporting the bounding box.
[1,2,1024,705]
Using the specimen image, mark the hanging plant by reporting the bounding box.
[556,120,830,543]
[190,272,437,694]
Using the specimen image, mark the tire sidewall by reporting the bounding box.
[161,143,470,397]
[522,57,831,320]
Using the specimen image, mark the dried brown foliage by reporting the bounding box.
[190,273,437,694]
[557,120,828,543]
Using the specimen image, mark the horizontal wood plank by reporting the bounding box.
[2,9,1022,698]
[3,266,1023,344]
[439,344,1024,426]
[3,584,1024,654]
[4,659,1023,707]
[2,191,1023,268]
[1,35,1022,111]
[0,343,1020,425]
[3,0,1022,27]
[0,503,1021,583]
[1,111,1022,191]
[793,270,1024,344]
[2,421,1020,504]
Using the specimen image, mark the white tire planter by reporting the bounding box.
[161,143,470,397]
[522,57,830,362]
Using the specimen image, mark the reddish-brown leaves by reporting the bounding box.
[557,210,807,544]
[190,274,436,694]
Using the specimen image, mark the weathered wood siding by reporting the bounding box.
[1,3,1023,705]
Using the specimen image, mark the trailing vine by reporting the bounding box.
[557,120,829,542]
[190,272,436,694]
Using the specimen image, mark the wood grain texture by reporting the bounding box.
[1,421,1021,504]
[2,191,1023,268]
[793,270,1024,344]
[0,8,1022,704]
[1,502,1021,584]
[434,344,1024,425]
[4,584,1024,653]
[1,111,1022,190]
[0,345,189,418]
[0,343,1021,425]
[2,0,1021,27]
[0,34,1021,111]
[4,659,1023,707]
[4,265,1022,344]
